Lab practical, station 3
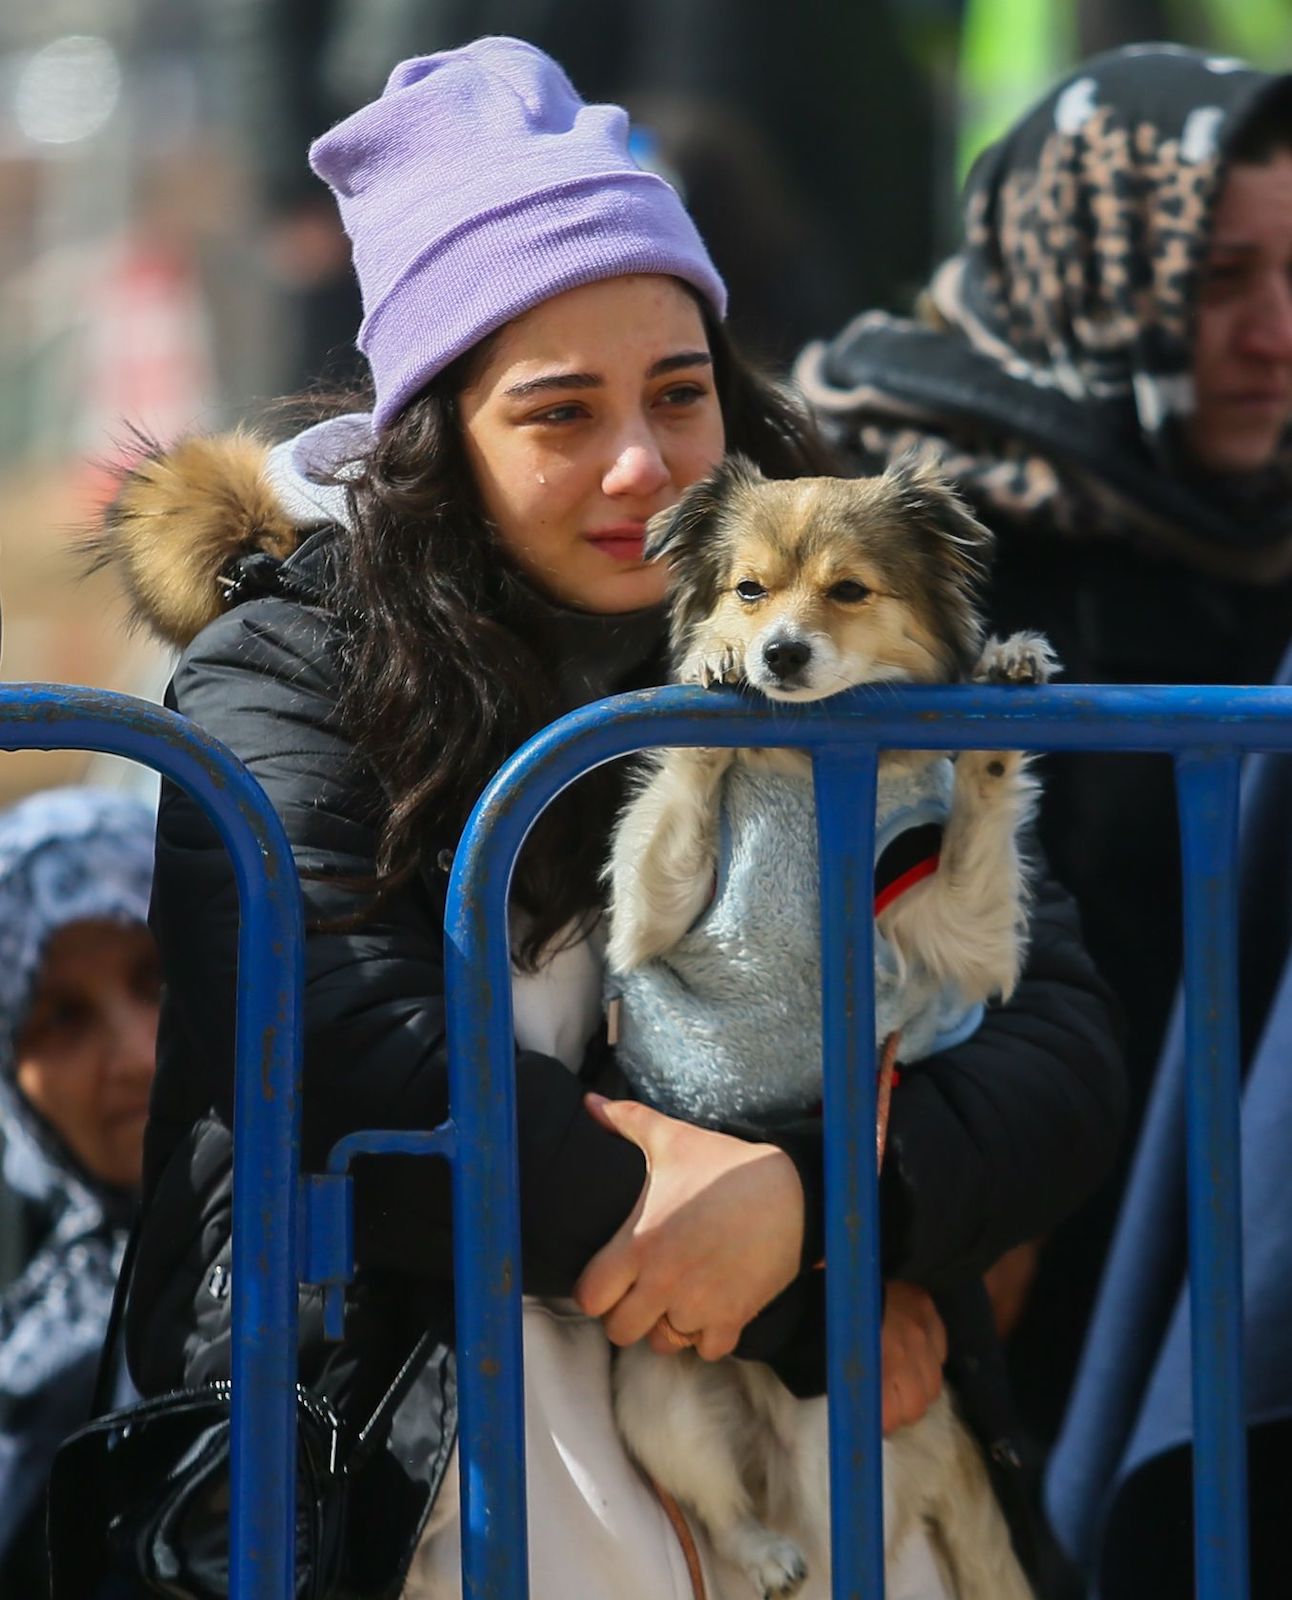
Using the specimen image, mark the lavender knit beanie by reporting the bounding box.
[310,37,728,433]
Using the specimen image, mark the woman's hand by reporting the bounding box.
[881,1281,947,1435]
[573,1093,805,1361]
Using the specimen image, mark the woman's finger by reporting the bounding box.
[646,1319,699,1357]
[573,1239,639,1320]
[883,1376,903,1434]
[600,1283,670,1349]
[693,1322,740,1362]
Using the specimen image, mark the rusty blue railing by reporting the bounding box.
[439,682,1292,1600]
[5,680,1291,1599]
[0,685,305,1597]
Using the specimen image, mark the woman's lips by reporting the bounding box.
[1221,391,1290,409]
[585,522,647,562]
[107,1102,151,1125]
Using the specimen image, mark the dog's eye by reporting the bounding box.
[734,580,767,602]
[828,579,871,603]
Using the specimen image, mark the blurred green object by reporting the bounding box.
[955,0,1292,187]
[957,0,1075,180]
[1202,0,1290,67]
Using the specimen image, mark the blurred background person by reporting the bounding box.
[797,44,1292,1457]
[0,788,157,1595]
[0,5,215,803]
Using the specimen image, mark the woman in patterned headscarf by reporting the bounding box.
[0,788,157,1592]
[797,39,1292,1446]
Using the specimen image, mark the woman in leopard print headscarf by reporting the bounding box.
[797,29,1292,1508]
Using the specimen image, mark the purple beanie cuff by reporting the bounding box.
[362,170,727,431]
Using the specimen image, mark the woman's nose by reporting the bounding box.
[602,436,670,499]
[107,994,159,1086]
[1242,276,1292,361]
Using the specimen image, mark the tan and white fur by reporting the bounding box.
[605,454,1054,1599]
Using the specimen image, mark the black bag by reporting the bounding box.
[46,1222,435,1599]
[48,1379,346,1599]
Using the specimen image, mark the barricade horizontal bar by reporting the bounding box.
[483,683,1292,775]
[327,1125,460,1170]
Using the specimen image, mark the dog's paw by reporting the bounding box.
[751,1538,808,1599]
[680,638,745,689]
[974,631,1060,687]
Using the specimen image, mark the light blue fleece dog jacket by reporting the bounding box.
[611,757,982,1124]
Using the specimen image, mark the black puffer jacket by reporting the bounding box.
[104,433,1124,1595]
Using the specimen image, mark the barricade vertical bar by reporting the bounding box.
[229,882,305,1600]
[1175,750,1248,1600]
[445,795,530,1600]
[813,745,885,1600]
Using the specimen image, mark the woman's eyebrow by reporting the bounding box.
[504,371,601,398]
[648,350,713,377]
[503,350,713,399]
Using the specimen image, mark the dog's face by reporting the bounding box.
[645,454,993,701]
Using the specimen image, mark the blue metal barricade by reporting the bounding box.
[0,684,306,1598]
[5,678,1290,1599]
[440,681,1292,1600]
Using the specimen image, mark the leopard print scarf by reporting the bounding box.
[798,45,1292,576]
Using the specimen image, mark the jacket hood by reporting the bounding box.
[93,415,373,649]
[798,45,1292,579]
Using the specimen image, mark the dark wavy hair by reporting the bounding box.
[328,296,837,965]
[1227,79,1292,165]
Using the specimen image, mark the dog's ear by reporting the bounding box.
[882,449,995,565]
[643,453,763,564]
[881,450,994,679]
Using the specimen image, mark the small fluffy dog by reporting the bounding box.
[604,453,1054,1599]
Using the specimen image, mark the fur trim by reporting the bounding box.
[89,432,301,649]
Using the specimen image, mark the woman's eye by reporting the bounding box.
[735,579,767,602]
[531,403,586,425]
[38,998,93,1036]
[657,383,706,409]
[133,959,163,1005]
[829,579,871,603]
[1200,261,1245,295]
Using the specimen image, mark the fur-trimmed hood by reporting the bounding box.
[92,414,372,649]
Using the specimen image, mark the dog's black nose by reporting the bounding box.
[762,638,811,679]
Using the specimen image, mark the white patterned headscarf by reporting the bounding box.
[0,789,156,1561]
[0,788,155,1081]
